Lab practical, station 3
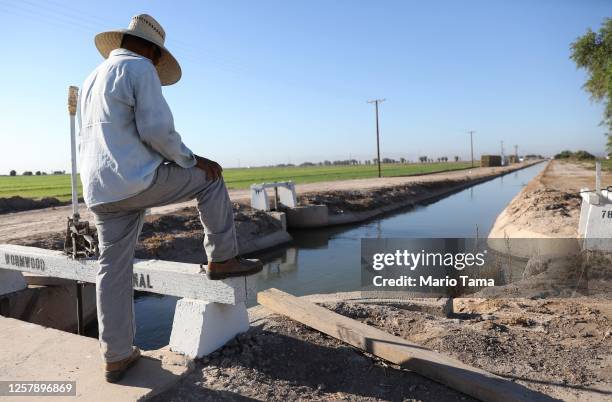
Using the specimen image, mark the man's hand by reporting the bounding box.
[195,155,223,181]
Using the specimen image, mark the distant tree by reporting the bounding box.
[574,150,595,160]
[554,150,595,160]
[454,156,460,162]
[299,162,315,167]
[332,160,352,165]
[400,157,406,164]
[554,150,574,159]
[571,18,612,152]
[23,171,33,176]
[9,170,16,176]
[419,156,428,163]
[35,171,41,176]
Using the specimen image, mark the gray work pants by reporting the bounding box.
[90,163,238,363]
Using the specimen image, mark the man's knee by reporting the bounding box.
[197,174,227,193]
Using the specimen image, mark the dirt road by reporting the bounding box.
[0,162,537,243]
[489,160,611,238]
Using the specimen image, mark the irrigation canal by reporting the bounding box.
[135,163,546,349]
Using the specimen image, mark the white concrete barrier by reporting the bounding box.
[169,299,249,357]
[578,188,612,252]
[0,244,256,358]
[250,181,297,211]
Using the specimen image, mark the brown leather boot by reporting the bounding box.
[206,257,263,280]
[104,347,141,383]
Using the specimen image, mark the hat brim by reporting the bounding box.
[94,30,181,86]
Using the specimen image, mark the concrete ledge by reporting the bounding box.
[238,230,292,256]
[0,245,253,304]
[0,317,193,401]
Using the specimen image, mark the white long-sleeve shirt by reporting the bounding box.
[78,48,196,207]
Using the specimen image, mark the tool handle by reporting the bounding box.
[68,86,80,219]
[68,86,78,116]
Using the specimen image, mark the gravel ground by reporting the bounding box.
[151,296,611,402]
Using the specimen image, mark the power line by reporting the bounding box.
[367,99,385,178]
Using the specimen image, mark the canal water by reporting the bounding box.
[135,163,545,350]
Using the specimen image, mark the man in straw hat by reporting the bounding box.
[79,14,263,382]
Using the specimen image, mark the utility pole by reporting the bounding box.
[514,145,518,162]
[467,130,475,168]
[367,99,385,177]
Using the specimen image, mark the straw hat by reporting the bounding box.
[94,14,181,86]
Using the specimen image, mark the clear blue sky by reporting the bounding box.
[0,0,609,173]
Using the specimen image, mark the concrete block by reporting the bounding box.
[169,298,249,358]
[0,269,27,295]
[579,190,612,251]
[286,205,329,228]
[250,182,297,211]
[278,183,297,208]
[250,185,270,211]
[267,211,287,232]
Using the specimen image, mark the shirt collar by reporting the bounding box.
[109,48,147,60]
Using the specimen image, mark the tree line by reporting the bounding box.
[269,156,463,168]
[8,170,66,176]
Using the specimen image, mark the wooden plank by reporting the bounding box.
[257,288,556,402]
[0,244,253,304]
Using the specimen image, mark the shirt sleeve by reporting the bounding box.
[132,64,197,169]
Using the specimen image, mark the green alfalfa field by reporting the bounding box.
[0,162,474,201]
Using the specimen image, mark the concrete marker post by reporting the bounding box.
[169,298,249,358]
[579,163,612,251]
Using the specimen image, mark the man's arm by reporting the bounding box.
[132,65,197,169]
